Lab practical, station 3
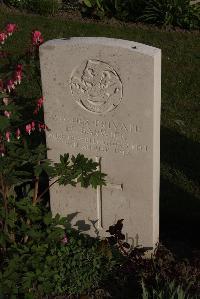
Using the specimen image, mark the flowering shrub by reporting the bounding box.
[0,24,113,298]
[0,24,47,155]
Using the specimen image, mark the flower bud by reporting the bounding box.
[16,128,21,140]
[0,32,7,45]
[6,24,17,36]
[5,131,10,142]
[3,98,9,106]
[25,124,32,135]
[31,30,44,46]
[4,111,11,118]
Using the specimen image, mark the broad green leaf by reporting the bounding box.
[83,0,93,7]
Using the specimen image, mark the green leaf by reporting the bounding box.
[0,115,10,131]
[0,92,8,99]
[83,0,93,7]
[34,164,43,177]
[44,212,53,225]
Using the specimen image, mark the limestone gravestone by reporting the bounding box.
[40,37,161,249]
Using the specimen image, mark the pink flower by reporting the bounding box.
[31,121,35,131]
[32,31,44,46]
[6,24,17,36]
[38,123,47,132]
[16,128,21,139]
[5,131,10,142]
[37,97,44,109]
[3,98,9,106]
[34,97,44,115]
[25,124,32,135]
[6,79,15,93]
[13,64,23,85]
[4,111,11,118]
[0,32,7,45]
[61,234,68,244]
[0,143,5,157]
[33,108,38,115]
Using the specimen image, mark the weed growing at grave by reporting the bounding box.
[105,220,200,299]
[0,23,117,298]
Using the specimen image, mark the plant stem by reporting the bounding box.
[36,179,59,203]
[33,161,40,205]
[0,174,8,234]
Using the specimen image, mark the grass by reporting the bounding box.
[0,8,200,256]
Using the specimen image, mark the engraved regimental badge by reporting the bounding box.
[70,60,123,114]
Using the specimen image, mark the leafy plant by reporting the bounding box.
[141,278,199,299]
[183,2,200,29]
[4,0,28,8]
[80,0,146,21]
[0,203,116,298]
[4,0,61,15]
[140,0,200,29]
[27,0,61,15]
[103,0,146,21]
[80,0,105,19]
[105,221,200,299]
[0,24,110,298]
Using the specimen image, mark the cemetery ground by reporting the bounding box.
[0,6,200,299]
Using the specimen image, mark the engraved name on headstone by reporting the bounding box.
[40,37,161,249]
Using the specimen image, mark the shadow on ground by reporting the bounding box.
[160,126,200,257]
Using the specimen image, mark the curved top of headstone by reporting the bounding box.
[40,37,161,57]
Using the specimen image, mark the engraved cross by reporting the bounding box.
[95,157,123,229]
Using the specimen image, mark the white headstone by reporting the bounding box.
[40,37,161,250]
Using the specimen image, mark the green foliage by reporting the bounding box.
[4,0,200,28]
[4,0,28,9]
[54,153,106,188]
[0,25,110,298]
[105,239,200,299]
[185,3,200,29]
[103,0,146,21]
[0,150,106,247]
[140,246,200,299]
[4,0,61,15]
[141,0,200,29]
[80,0,146,21]
[142,279,199,299]
[79,0,200,29]
[0,200,116,298]
[80,0,105,19]
[27,0,61,15]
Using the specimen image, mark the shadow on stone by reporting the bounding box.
[66,212,79,223]
[74,219,91,232]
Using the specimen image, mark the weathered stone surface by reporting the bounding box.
[40,37,161,249]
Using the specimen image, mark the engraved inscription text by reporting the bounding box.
[47,115,150,157]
